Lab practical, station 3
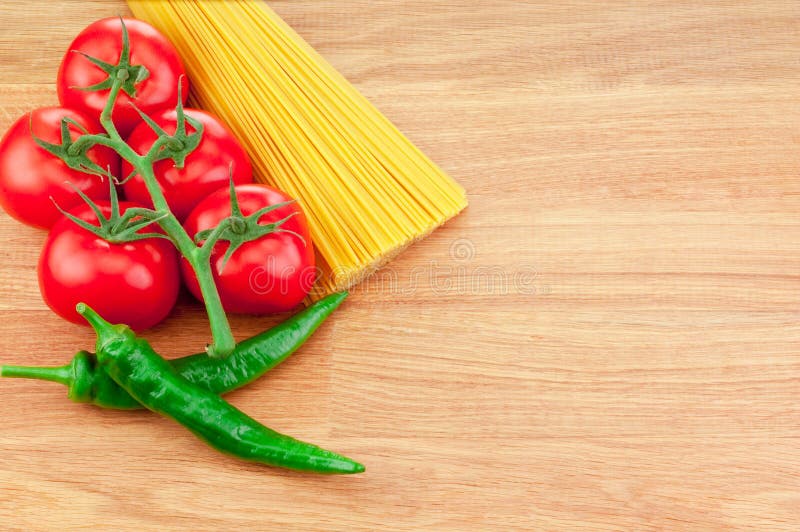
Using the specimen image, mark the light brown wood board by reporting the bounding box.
[0,1,798,530]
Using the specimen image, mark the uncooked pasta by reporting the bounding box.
[127,0,468,298]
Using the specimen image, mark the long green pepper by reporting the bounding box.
[0,293,347,409]
[77,302,364,474]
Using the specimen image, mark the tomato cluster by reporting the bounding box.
[0,18,315,330]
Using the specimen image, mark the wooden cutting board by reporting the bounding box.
[1,1,798,529]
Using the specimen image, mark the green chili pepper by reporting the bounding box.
[76,302,363,474]
[1,292,347,410]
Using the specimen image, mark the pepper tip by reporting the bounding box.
[330,457,365,475]
[323,291,349,309]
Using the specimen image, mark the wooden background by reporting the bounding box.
[1,1,799,529]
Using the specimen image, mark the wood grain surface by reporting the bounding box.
[1,1,799,530]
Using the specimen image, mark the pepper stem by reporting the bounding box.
[0,363,72,385]
[76,302,128,349]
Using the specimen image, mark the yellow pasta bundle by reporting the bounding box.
[127,0,468,298]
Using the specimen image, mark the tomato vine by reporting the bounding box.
[36,19,295,358]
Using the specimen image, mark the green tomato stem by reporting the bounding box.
[187,247,236,358]
[68,134,121,157]
[144,135,173,161]
[88,76,236,358]
[197,218,232,258]
[99,77,124,143]
[134,163,235,359]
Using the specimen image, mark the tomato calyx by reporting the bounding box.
[193,177,304,274]
[124,79,203,182]
[70,17,150,98]
[55,171,168,244]
[31,115,110,177]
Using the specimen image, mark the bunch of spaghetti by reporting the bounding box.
[127,0,467,298]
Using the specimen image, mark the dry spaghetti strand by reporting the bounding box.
[128,0,468,298]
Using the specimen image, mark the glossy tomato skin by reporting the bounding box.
[39,201,180,330]
[57,17,188,136]
[0,107,116,229]
[182,184,315,314]
[122,108,253,221]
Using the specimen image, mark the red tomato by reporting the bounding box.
[122,108,253,221]
[0,107,116,229]
[57,17,188,136]
[38,201,180,330]
[182,184,315,314]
